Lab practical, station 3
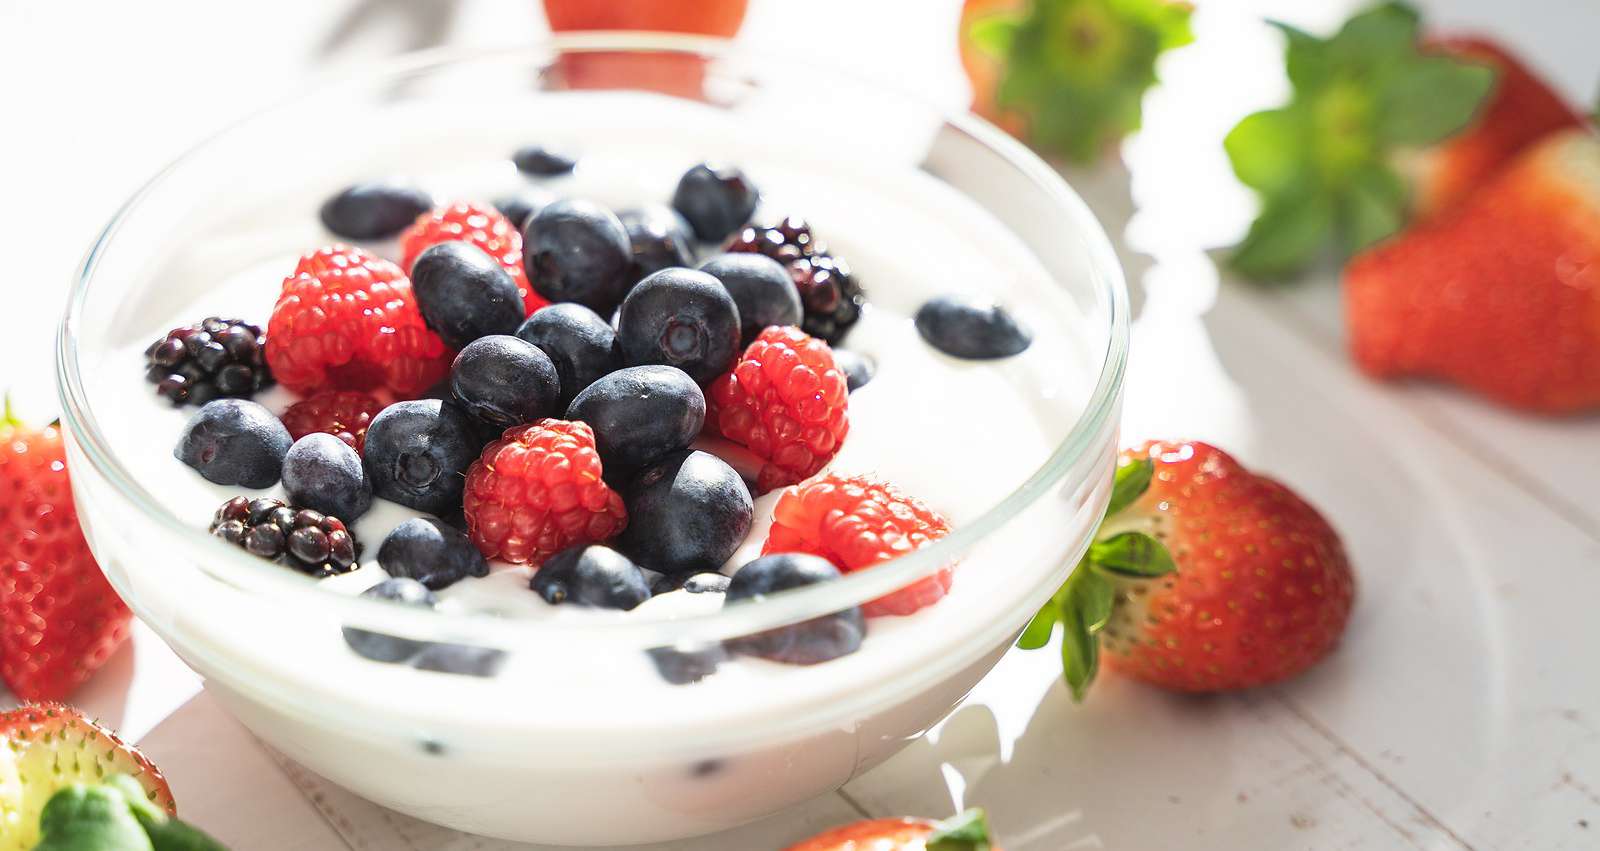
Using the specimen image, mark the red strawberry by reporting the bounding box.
[397,202,546,317]
[706,326,850,494]
[1347,128,1600,414]
[542,0,747,37]
[1024,441,1354,697]
[0,703,176,851]
[266,245,451,398]
[541,0,744,101]
[281,390,384,455]
[763,473,952,617]
[1410,37,1587,218]
[463,419,628,565]
[0,403,130,701]
[785,809,998,851]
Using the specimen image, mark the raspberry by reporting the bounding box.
[265,244,450,398]
[463,419,628,565]
[762,473,953,617]
[398,202,547,316]
[706,326,849,493]
[724,216,865,343]
[281,391,384,455]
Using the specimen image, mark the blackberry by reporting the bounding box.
[210,496,359,578]
[724,218,864,344]
[144,317,273,406]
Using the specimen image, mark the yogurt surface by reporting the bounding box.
[80,92,1103,736]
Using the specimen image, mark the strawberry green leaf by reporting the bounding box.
[1377,55,1497,145]
[1328,2,1420,68]
[1,393,19,429]
[1017,601,1059,650]
[989,0,1193,163]
[1104,456,1155,518]
[927,808,994,851]
[1341,164,1408,252]
[1225,106,1315,196]
[1225,1,1494,282]
[1230,194,1334,281]
[966,11,1021,60]
[1058,588,1098,701]
[1075,568,1115,632]
[1269,20,1331,91]
[1088,531,1176,578]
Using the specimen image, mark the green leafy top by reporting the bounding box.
[968,0,1194,163]
[31,775,229,851]
[2,393,19,430]
[1018,456,1176,700]
[926,809,995,851]
[1224,2,1497,281]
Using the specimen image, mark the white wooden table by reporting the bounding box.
[5,0,1598,847]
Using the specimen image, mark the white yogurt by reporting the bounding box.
[73,91,1113,843]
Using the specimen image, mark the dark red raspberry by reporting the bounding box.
[143,317,273,406]
[210,496,359,578]
[265,245,450,398]
[398,202,547,316]
[762,473,953,617]
[463,419,628,565]
[281,391,384,455]
[724,216,864,343]
[706,326,849,493]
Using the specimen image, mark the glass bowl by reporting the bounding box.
[56,34,1127,846]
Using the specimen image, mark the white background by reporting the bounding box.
[3,1,1599,848]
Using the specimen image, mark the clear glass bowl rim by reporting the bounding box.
[54,32,1130,649]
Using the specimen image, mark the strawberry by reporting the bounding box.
[542,0,747,37]
[1346,128,1600,414]
[542,0,747,101]
[785,809,998,851]
[0,401,131,701]
[1023,441,1354,697]
[958,0,1192,163]
[1409,37,1587,218]
[0,704,175,851]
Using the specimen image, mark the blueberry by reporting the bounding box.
[725,554,865,665]
[412,643,507,677]
[913,296,1032,359]
[698,253,802,345]
[532,544,652,610]
[616,268,741,385]
[620,205,694,283]
[652,571,732,595]
[342,577,436,663]
[411,242,526,350]
[318,182,433,240]
[671,163,759,242]
[449,335,561,429]
[281,433,373,521]
[515,303,619,406]
[494,188,557,230]
[831,348,874,392]
[512,144,577,176]
[377,517,489,590]
[616,450,752,575]
[566,365,704,475]
[363,399,481,515]
[174,399,291,488]
[523,199,633,315]
[648,644,727,685]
